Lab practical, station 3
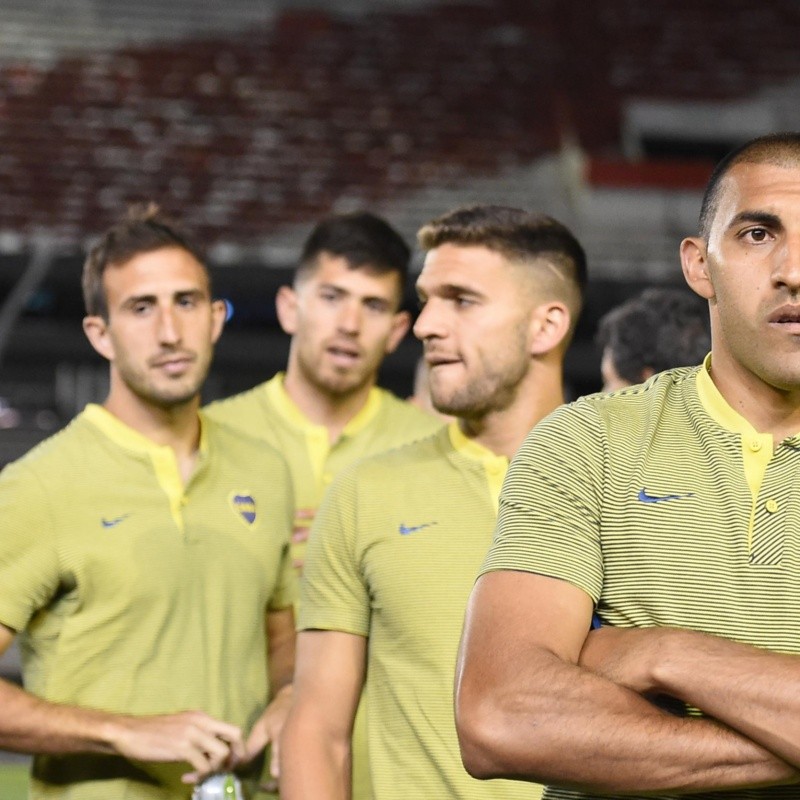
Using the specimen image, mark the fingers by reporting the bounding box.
[111,710,246,785]
[292,508,316,571]
[292,508,316,544]
[176,716,244,783]
[270,735,280,780]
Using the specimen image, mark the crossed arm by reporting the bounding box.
[0,606,296,784]
[454,571,800,795]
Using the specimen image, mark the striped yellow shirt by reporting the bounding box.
[484,360,800,800]
[302,423,541,800]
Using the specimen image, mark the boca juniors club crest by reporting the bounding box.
[229,492,257,528]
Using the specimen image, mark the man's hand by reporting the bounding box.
[244,685,293,793]
[104,710,245,784]
[291,508,316,571]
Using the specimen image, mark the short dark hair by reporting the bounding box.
[699,132,800,238]
[417,205,587,292]
[597,287,710,384]
[418,205,587,341]
[83,203,207,319]
[296,212,410,287]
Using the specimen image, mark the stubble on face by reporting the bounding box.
[102,248,220,412]
[288,256,404,401]
[428,314,531,419]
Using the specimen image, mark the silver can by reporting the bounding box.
[191,773,244,800]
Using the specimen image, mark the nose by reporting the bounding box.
[337,299,362,335]
[157,305,182,345]
[413,299,445,342]
[774,233,800,294]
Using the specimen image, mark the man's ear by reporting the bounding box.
[275,285,299,335]
[385,310,411,355]
[210,299,227,343]
[681,237,715,300]
[82,316,114,362]
[529,301,571,356]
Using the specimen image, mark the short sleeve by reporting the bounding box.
[481,401,607,603]
[299,466,370,637]
[0,461,61,631]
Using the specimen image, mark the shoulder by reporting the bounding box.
[0,414,103,516]
[337,427,449,489]
[513,368,699,477]
[372,389,443,434]
[202,412,289,472]
[1,413,98,479]
[203,381,271,426]
[538,367,697,439]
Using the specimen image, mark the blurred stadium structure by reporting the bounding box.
[2,0,800,467]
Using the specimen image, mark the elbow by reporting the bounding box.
[454,690,512,780]
[455,681,558,783]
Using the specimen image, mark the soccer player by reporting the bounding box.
[280,205,587,799]
[204,212,441,572]
[455,133,800,799]
[204,211,440,798]
[597,286,710,391]
[0,205,297,800]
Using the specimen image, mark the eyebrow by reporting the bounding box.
[121,288,206,308]
[319,282,393,306]
[417,283,483,300]
[727,210,783,231]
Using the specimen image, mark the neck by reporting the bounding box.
[459,365,565,460]
[282,366,373,443]
[103,386,202,464]
[709,351,800,442]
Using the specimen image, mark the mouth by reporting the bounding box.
[768,305,800,333]
[326,344,361,366]
[150,354,196,375]
[425,352,461,368]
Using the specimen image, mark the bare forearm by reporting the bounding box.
[0,675,121,754]
[280,711,350,799]
[652,630,800,768]
[0,674,245,778]
[267,607,296,697]
[457,649,798,794]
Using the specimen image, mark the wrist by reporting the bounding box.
[271,683,293,702]
[648,627,695,698]
[93,712,128,755]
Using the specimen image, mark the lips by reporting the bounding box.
[150,353,196,374]
[326,342,362,366]
[425,350,460,367]
[769,305,800,324]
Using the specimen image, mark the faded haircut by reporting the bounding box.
[699,132,800,239]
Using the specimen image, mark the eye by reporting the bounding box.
[741,227,772,243]
[177,295,198,308]
[364,298,389,313]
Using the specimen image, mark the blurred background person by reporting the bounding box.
[596,287,711,392]
[205,211,440,800]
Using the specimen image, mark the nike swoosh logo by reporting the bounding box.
[638,489,694,504]
[101,514,131,529]
[398,522,437,535]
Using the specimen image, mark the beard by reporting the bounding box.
[430,357,528,419]
[115,353,210,411]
